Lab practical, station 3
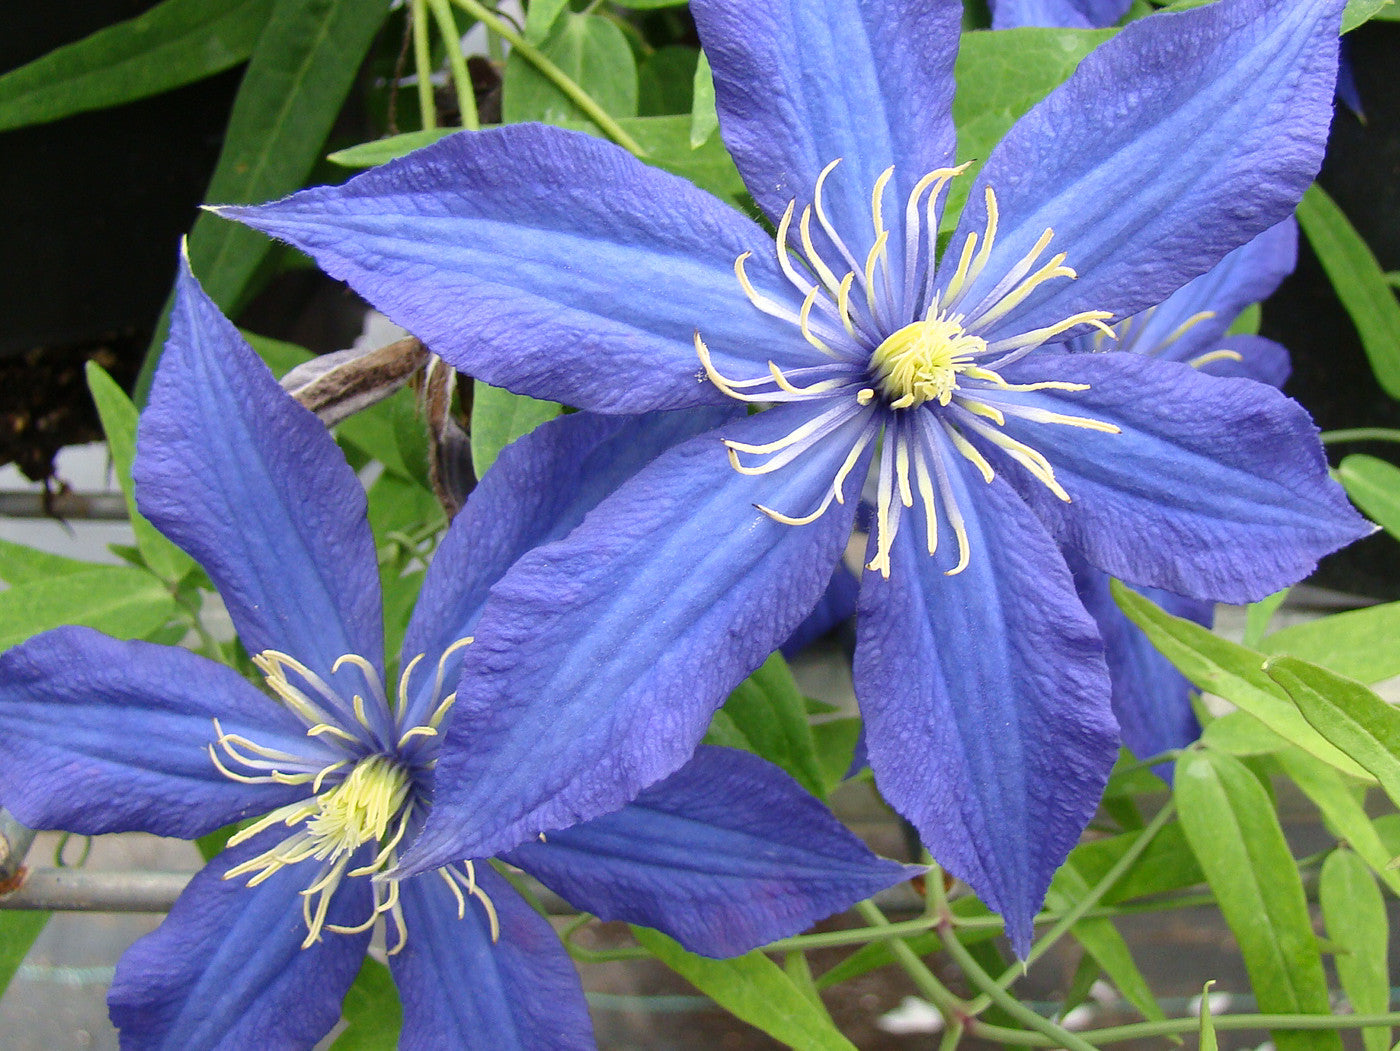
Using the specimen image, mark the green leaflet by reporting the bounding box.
[86,363,195,584]
[0,566,179,651]
[1343,0,1397,32]
[0,0,272,132]
[632,926,857,1051]
[1296,185,1400,400]
[137,0,390,400]
[1176,750,1340,1051]
[1262,598,1400,685]
[704,653,829,799]
[503,11,638,129]
[332,957,402,1049]
[1337,454,1400,541]
[0,912,49,999]
[1112,582,1372,780]
[1198,981,1219,1051]
[1319,850,1391,1051]
[1264,656,1400,810]
[470,382,562,480]
[0,538,102,586]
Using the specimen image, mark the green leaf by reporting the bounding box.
[523,0,571,42]
[711,653,829,799]
[1202,709,1293,757]
[0,566,179,650]
[1272,746,1400,897]
[1320,850,1391,1051]
[609,0,689,7]
[632,926,857,1051]
[1337,454,1400,540]
[328,128,457,168]
[638,46,699,117]
[0,0,273,132]
[690,51,718,148]
[332,957,402,1049]
[1262,599,1400,685]
[1296,184,1400,400]
[1343,0,1397,32]
[950,28,1112,220]
[469,381,562,479]
[1265,656,1400,810]
[1112,582,1373,780]
[85,363,195,584]
[503,12,638,129]
[0,912,49,997]
[1046,863,1164,1023]
[1198,981,1219,1051]
[0,537,104,586]
[137,0,390,400]
[1243,588,1289,648]
[1176,750,1340,1051]
[1226,302,1262,337]
[241,330,313,377]
[811,716,862,791]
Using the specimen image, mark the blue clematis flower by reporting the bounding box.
[0,264,917,1049]
[217,0,1370,951]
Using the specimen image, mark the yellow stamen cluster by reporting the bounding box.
[869,319,988,409]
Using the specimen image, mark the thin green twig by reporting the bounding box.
[426,0,480,130]
[1320,427,1400,445]
[411,0,437,131]
[855,899,966,1019]
[448,0,646,157]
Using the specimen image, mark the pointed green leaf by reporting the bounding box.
[1265,656,1400,810]
[1113,582,1372,780]
[1177,750,1340,1051]
[1338,454,1400,541]
[1263,599,1400,685]
[690,51,718,147]
[632,926,856,1051]
[523,0,571,42]
[1320,850,1390,1051]
[1296,185,1400,399]
[0,912,49,997]
[1272,747,1400,896]
[470,381,562,479]
[137,0,390,400]
[714,653,828,799]
[328,128,456,168]
[1198,981,1219,1051]
[332,957,402,1049]
[1244,588,1290,648]
[503,12,638,129]
[1047,863,1164,1023]
[86,363,195,583]
[0,0,273,133]
[811,716,862,792]
[0,538,104,586]
[0,566,179,650]
[1344,0,1397,32]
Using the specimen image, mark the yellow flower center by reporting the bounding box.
[870,319,987,409]
[304,754,412,857]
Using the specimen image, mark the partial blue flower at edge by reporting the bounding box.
[219,0,1369,953]
[0,267,916,1050]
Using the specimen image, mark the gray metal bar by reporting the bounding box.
[0,868,190,912]
[0,809,36,884]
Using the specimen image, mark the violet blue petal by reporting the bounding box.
[218,126,806,413]
[948,0,1344,340]
[401,407,737,724]
[108,833,373,1050]
[1065,549,1208,769]
[780,562,859,658]
[1207,334,1292,387]
[856,455,1116,957]
[136,260,383,685]
[993,351,1373,603]
[691,0,960,264]
[504,746,919,958]
[401,402,873,871]
[0,627,318,839]
[990,0,1131,29]
[391,865,594,1051]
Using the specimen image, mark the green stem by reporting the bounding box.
[765,914,940,952]
[855,899,966,1019]
[1019,800,1176,973]
[448,0,646,157]
[426,0,480,130]
[975,1011,1400,1046]
[937,916,1099,1051]
[1320,427,1400,445]
[411,0,437,131]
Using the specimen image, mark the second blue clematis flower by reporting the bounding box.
[217,0,1371,951]
[0,263,917,1048]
